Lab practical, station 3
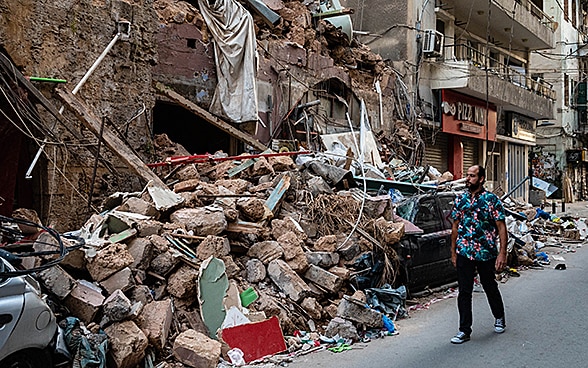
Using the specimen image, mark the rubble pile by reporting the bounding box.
[24,139,407,367]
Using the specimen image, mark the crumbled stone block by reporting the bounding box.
[38,265,75,299]
[173,329,221,368]
[337,297,383,328]
[267,259,310,302]
[301,297,322,320]
[304,264,342,293]
[137,299,172,350]
[247,240,283,264]
[314,235,337,252]
[136,219,163,237]
[246,258,266,283]
[64,280,105,323]
[328,266,351,280]
[337,241,361,261]
[101,290,132,327]
[306,251,340,268]
[127,237,153,270]
[167,265,199,299]
[174,179,201,193]
[150,250,180,276]
[119,197,159,217]
[105,320,148,368]
[325,317,359,341]
[87,243,134,282]
[237,197,267,221]
[196,235,230,260]
[170,207,227,236]
[100,267,135,295]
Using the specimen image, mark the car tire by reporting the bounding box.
[1,348,53,368]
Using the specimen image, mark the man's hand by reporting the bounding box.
[495,253,507,272]
[451,252,457,268]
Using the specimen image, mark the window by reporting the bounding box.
[565,74,570,106]
[414,199,443,234]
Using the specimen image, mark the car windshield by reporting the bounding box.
[396,199,416,221]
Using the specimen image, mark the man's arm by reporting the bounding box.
[495,220,508,271]
[451,220,459,267]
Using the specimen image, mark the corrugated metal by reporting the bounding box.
[462,136,480,169]
[508,143,528,200]
[423,130,448,173]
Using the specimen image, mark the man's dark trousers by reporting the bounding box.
[456,254,505,335]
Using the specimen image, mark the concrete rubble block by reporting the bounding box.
[101,289,132,327]
[363,195,393,220]
[246,258,267,283]
[304,264,342,293]
[271,217,307,242]
[33,231,61,261]
[194,182,220,205]
[38,265,76,300]
[196,235,230,260]
[277,231,305,261]
[173,179,201,193]
[136,219,163,237]
[267,259,310,302]
[215,178,251,194]
[237,197,267,222]
[127,285,154,306]
[286,251,310,274]
[328,266,351,280]
[149,234,170,253]
[374,217,405,244]
[325,317,359,341]
[314,235,337,252]
[306,251,340,268]
[150,249,181,276]
[87,243,135,282]
[176,164,200,182]
[268,155,295,172]
[247,240,283,264]
[127,237,153,270]
[325,303,339,319]
[251,157,274,177]
[137,299,172,350]
[173,329,221,368]
[168,264,199,299]
[105,320,148,368]
[179,191,201,208]
[170,207,227,236]
[301,297,322,320]
[64,280,105,323]
[337,297,383,328]
[223,207,239,222]
[100,267,135,295]
[299,218,318,238]
[60,247,86,271]
[118,197,159,217]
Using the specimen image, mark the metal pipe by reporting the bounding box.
[26,32,123,179]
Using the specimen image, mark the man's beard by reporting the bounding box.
[467,181,482,192]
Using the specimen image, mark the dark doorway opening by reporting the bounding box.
[153,101,237,155]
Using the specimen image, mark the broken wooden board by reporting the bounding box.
[56,88,167,188]
[265,174,291,213]
[226,220,265,235]
[220,316,287,363]
[154,82,267,151]
[198,257,229,339]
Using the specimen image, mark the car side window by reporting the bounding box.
[438,195,456,229]
[414,198,443,234]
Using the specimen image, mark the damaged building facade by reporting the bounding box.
[346,0,558,201]
[0,0,409,228]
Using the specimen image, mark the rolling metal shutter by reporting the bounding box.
[423,129,449,173]
[462,136,480,169]
[508,143,528,201]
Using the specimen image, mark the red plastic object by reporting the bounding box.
[221,316,287,363]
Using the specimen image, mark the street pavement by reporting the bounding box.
[289,204,588,368]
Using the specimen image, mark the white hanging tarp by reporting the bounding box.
[198,0,259,123]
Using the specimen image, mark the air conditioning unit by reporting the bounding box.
[422,29,444,57]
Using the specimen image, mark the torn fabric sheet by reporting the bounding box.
[198,0,259,123]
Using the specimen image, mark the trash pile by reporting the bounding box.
[1,136,413,367]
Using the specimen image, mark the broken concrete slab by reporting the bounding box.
[314,234,338,252]
[198,257,229,338]
[325,317,359,341]
[170,207,227,236]
[304,264,342,293]
[150,249,181,276]
[86,242,134,282]
[146,181,185,211]
[118,197,159,218]
[277,231,305,261]
[137,299,172,350]
[136,219,163,237]
[173,329,222,368]
[337,296,383,328]
[104,320,149,368]
[306,251,340,268]
[267,259,310,302]
[247,240,283,264]
[271,217,307,242]
[196,235,230,260]
[173,178,201,193]
[100,267,135,295]
[300,297,322,320]
[38,265,76,300]
[127,237,153,270]
[237,197,267,222]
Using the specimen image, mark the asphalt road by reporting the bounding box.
[289,241,588,368]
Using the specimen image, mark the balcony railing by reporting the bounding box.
[511,0,557,32]
[449,43,555,100]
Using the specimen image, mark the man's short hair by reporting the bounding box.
[474,165,485,179]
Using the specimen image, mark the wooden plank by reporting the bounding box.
[56,88,167,188]
[154,82,267,151]
[228,148,272,177]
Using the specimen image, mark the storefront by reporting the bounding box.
[502,111,537,202]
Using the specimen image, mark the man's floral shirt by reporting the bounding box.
[450,189,506,261]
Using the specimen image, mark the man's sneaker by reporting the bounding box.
[494,318,506,333]
[450,331,470,344]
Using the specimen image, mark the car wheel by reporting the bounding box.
[1,348,52,368]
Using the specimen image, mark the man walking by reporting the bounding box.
[450,165,508,344]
